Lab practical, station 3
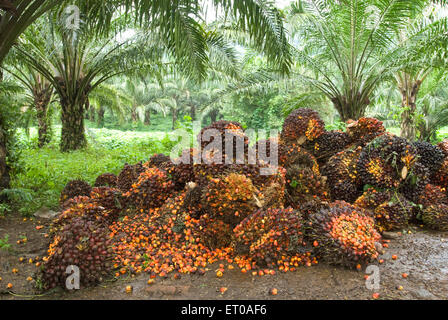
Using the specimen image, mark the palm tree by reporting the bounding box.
[0,0,291,190]
[286,0,436,122]
[15,13,165,151]
[392,5,448,140]
[4,64,54,147]
[415,72,448,142]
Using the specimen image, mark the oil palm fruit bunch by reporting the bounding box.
[398,162,429,203]
[161,148,196,191]
[285,165,329,208]
[299,199,330,222]
[281,108,325,144]
[94,173,117,188]
[304,130,352,165]
[180,182,204,219]
[41,217,112,289]
[421,204,448,231]
[155,192,189,235]
[60,179,92,205]
[189,213,233,249]
[416,184,448,207]
[437,139,448,157]
[430,157,448,189]
[308,201,381,268]
[193,162,232,186]
[124,167,175,212]
[413,141,445,176]
[233,207,304,265]
[279,143,320,173]
[148,153,171,168]
[226,164,286,208]
[60,195,91,212]
[227,163,287,195]
[117,162,145,192]
[346,118,385,147]
[354,187,393,211]
[201,173,263,228]
[89,187,124,221]
[51,200,111,234]
[322,148,363,203]
[198,120,249,164]
[373,194,413,232]
[357,134,417,189]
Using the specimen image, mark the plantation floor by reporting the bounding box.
[0,213,447,300]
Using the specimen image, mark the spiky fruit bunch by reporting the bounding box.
[279,144,319,173]
[154,192,189,234]
[198,120,249,164]
[124,167,175,211]
[182,182,204,218]
[60,195,91,212]
[193,159,237,185]
[304,130,352,164]
[299,199,330,221]
[309,201,381,268]
[51,200,111,234]
[161,149,196,191]
[285,165,329,208]
[437,140,448,157]
[413,141,445,175]
[322,148,363,202]
[94,173,117,188]
[148,153,171,168]
[373,194,413,232]
[346,118,385,147]
[398,162,429,202]
[354,187,393,211]
[117,162,145,192]
[357,134,417,189]
[89,187,124,220]
[421,204,448,231]
[233,207,304,264]
[416,184,448,207]
[430,157,448,189]
[281,108,325,144]
[60,180,92,205]
[41,217,112,289]
[201,173,263,227]
[190,213,233,249]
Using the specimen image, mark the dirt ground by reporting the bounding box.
[0,213,447,300]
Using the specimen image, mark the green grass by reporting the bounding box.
[9,127,176,216]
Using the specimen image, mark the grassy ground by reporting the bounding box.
[7,127,175,216]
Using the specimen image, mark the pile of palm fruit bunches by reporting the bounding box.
[38,109,448,289]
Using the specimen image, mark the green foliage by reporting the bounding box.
[0,234,11,251]
[9,128,172,216]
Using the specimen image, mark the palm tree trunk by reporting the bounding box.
[0,117,10,193]
[399,80,421,142]
[60,100,87,152]
[89,107,95,122]
[35,89,52,148]
[210,109,218,123]
[97,106,105,127]
[172,108,178,130]
[144,108,151,125]
[331,96,367,122]
[190,104,196,120]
